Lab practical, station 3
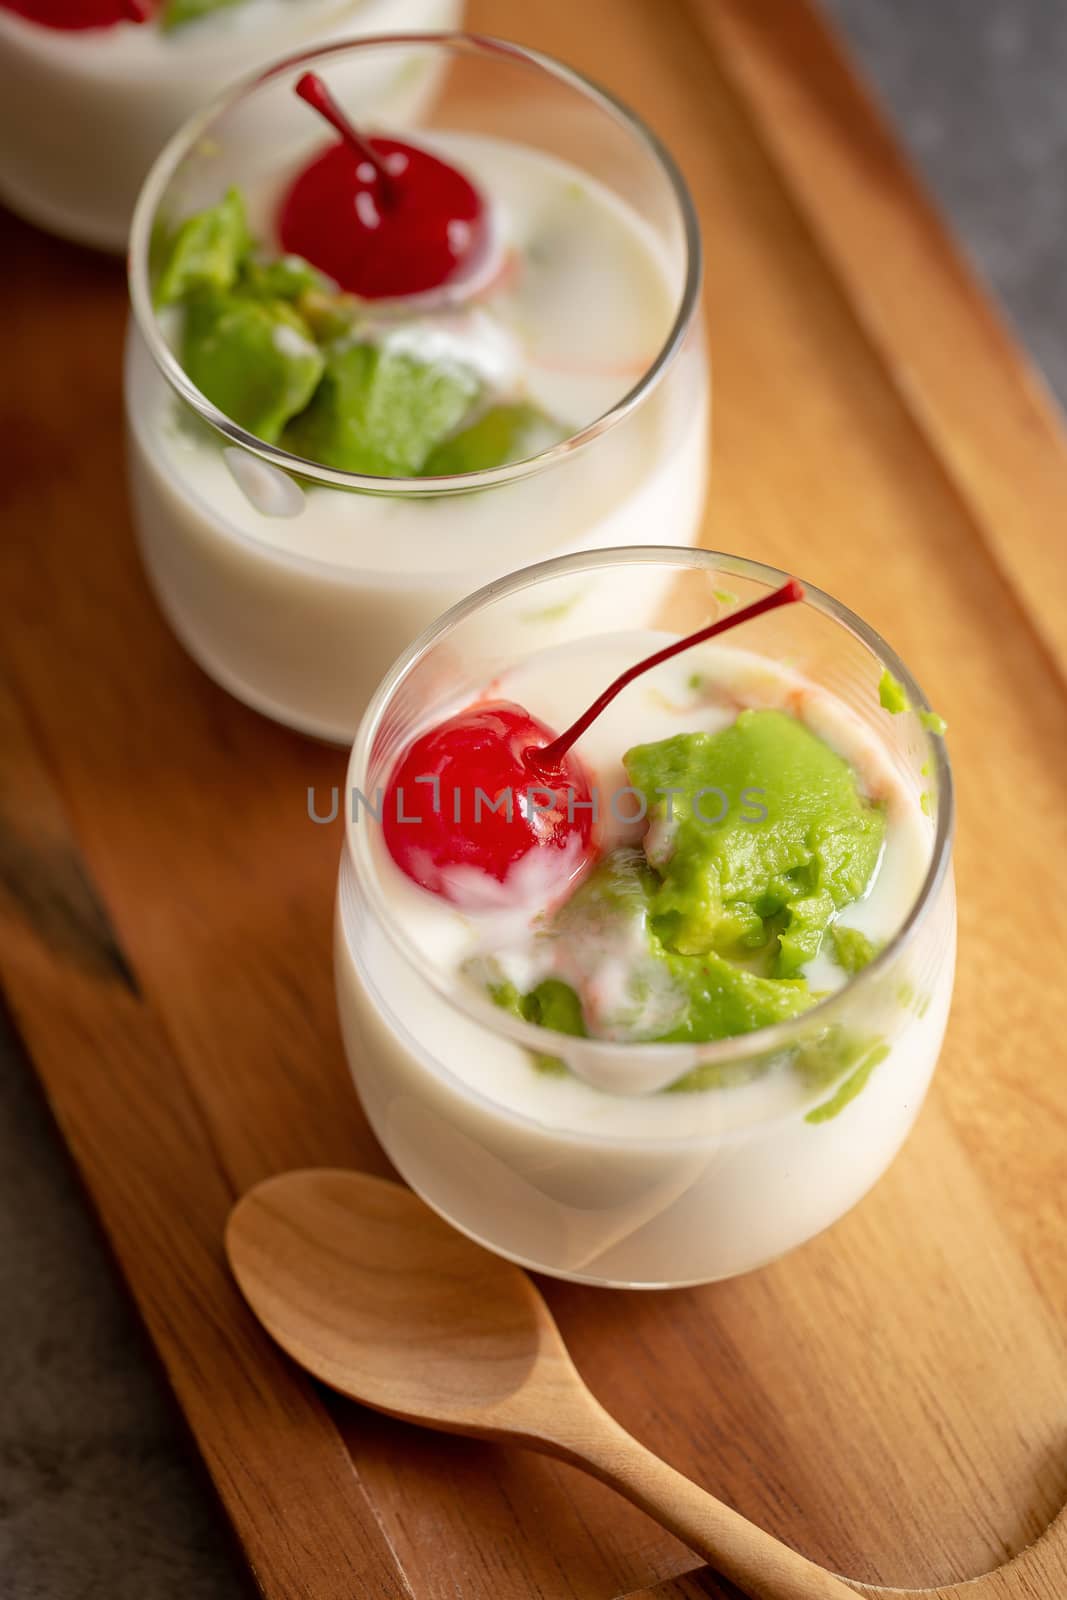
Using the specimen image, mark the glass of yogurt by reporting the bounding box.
[335,547,956,1289]
[125,35,708,742]
[0,0,461,251]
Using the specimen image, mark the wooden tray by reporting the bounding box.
[3,2,1067,1596]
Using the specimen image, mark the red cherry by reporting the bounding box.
[279,72,489,301]
[2,0,149,27]
[383,580,807,908]
[383,703,595,908]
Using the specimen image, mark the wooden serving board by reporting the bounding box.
[2,2,1066,1597]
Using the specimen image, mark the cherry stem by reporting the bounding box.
[294,72,395,203]
[524,577,806,779]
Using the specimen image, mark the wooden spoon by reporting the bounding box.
[227,1168,861,1599]
[227,1170,1067,1600]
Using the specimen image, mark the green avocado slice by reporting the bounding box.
[282,340,483,476]
[423,402,571,474]
[181,293,324,444]
[624,709,886,975]
[155,187,250,307]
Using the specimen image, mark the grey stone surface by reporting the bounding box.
[0,1009,245,1599]
[4,3,1066,1595]
[822,0,1067,406]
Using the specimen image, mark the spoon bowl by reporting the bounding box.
[227,1167,569,1439]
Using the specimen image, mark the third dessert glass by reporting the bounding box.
[335,548,956,1289]
[126,35,708,742]
[0,0,462,251]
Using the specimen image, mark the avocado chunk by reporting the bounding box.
[487,977,583,1076]
[475,711,899,1110]
[423,402,571,474]
[480,848,897,1105]
[240,254,333,304]
[154,187,528,470]
[624,710,886,976]
[478,712,888,1054]
[490,847,817,1049]
[879,669,947,734]
[282,340,483,476]
[878,668,910,715]
[155,187,250,307]
[182,294,324,444]
[829,925,879,975]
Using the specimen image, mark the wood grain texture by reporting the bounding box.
[1,0,1066,1597]
[0,677,412,1600]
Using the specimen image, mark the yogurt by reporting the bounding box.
[126,125,708,741]
[336,621,956,1288]
[0,0,461,250]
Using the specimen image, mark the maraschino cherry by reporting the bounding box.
[384,703,595,908]
[2,0,149,27]
[385,579,805,908]
[278,72,490,301]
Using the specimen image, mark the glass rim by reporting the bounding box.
[127,29,704,495]
[344,545,956,1097]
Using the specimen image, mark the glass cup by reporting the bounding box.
[334,546,956,1289]
[125,33,708,743]
[0,0,462,252]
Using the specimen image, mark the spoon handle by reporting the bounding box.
[566,1405,858,1600]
